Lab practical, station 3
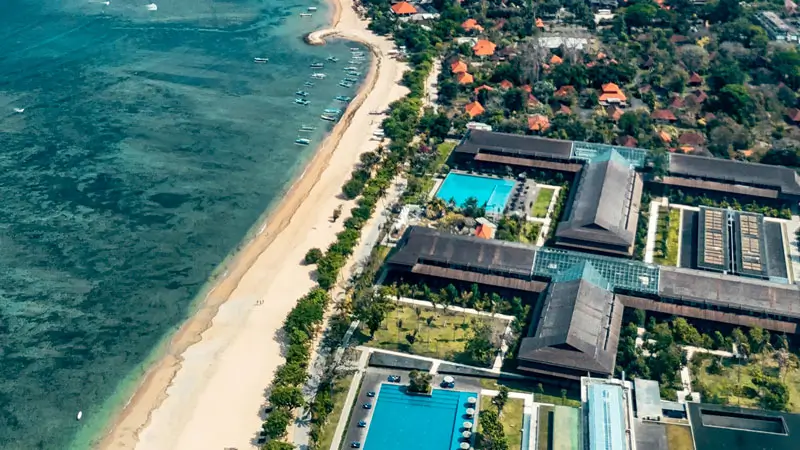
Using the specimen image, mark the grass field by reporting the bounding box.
[479,378,581,407]
[654,207,681,266]
[360,304,508,366]
[520,221,543,244]
[665,424,694,450]
[480,396,525,449]
[532,188,555,218]
[316,373,356,450]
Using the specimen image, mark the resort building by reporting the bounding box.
[472,39,496,57]
[390,1,417,15]
[555,150,643,257]
[598,82,627,106]
[582,377,636,450]
[452,130,800,203]
[385,226,800,380]
[756,11,799,41]
[464,101,484,118]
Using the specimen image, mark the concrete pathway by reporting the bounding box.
[423,58,441,109]
[534,185,561,247]
[644,198,665,263]
[395,297,516,322]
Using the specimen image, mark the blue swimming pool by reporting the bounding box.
[364,384,477,450]
[436,172,515,214]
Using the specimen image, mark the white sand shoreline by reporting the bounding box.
[96,0,409,448]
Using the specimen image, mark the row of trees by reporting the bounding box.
[478,388,512,450]
[260,288,330,449]
[666,189,792,219]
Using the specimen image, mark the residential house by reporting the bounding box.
[499,80,514,90]
[617,135,638,147]
[461,18,483,33]
[456,72,474,84]
[473,39,497,57]
[391,1,417,15]
[651,109,677,123]
[475,223,496,239]
[528,114,550,132]
[598,83,627,106]
[607,105,623,121]
[787,107,800,124]
[678,132,706,150]
[555,85,576,98]
[465,101,485,117]
[474,84,494,95]
[688,72,703,86]
[450,60,468,74]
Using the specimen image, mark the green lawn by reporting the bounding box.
[654,207,681,266]
[479,378,581,408]
[360,305,507,366]
[665,424,694,450]
[532,188,556,218]
[477,396,524,450]
[316,373,355,450]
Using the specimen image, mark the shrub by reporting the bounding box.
[304,248,323,265]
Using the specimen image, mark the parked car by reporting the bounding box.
[358,420,367,427]
[362,403,372,409]
[351,442,361,448]
[366,391,376,397]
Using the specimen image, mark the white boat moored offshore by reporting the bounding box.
[310,73,326,79]
[300,12,312,17]
[13,107,24,113]
[145,3,157,11]
[253,57,269,63]
[295,138,311,145]
[307,6,317,11]
[77,411,83,421]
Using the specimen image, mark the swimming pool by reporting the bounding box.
[436,172,515,214]
[364,384,477,450]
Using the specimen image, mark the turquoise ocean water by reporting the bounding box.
[0,0,366,448]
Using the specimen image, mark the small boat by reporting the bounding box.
[146,3,157,11]
[310,62,324,69]
[344,77,357,82]
[324,108,342,114]
[350,47,360,52]
[327,56,339,62]
[351,52,365,57]
[295,138,311,145]
[13,107,24,113]
[339,81,353,88]
[310,73,326,79]
[299,125,316,132]
[345,71,361,77]
[335,95,351,102]
[304,81,315,87]
[321,114,338,121]
[77,411,83,421]
[307,6,317,11]
[344,66,357,71]
[295,90,309,97]
[300,12,312,17]
[254,57,269,63]
[294,98,310,105]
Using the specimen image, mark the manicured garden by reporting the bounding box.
[653,206,680,266]
[531,187,555,218]
[315,373,355,450]
[359,304,508,367]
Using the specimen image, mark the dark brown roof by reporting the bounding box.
[454,129,574,160]
[668,153,800,196]
[519,263,621,374]
[556,151,642,248]
[659,267,800,319]
[388,226,536,278]
[688,72,703,85]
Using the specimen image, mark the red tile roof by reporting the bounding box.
[473,39,497,56]
[788,108,800,122]
[618,135,638,147]
[688,72,703,85]
[550,55,563,64]
[461,18,483,32]
[678,132,706,146]
[450,60,468,74]
[474,84,494,94]
[456,72,474,84]
[554,85,576,97]
[391,1,417,14]
[651,109,677,121]
[465,101,485,117]
[607,106,623,121]
[528,114,550,131]
[499,80,514,90]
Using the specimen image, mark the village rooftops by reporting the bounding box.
[472,39,496,56]
[390,1,417,14]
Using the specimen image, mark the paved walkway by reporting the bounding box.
[395,297,516,322]
[534,185,561,247]
[644,198,666,263]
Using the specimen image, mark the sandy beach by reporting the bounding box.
[97,1,409,449]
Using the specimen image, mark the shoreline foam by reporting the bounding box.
[95,0,408,448]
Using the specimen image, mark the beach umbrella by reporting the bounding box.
[467,397,477,404]
[466,408,475,416]
[444,376,455,383]
[462,431,472,439]
[460,443,470,449]
[463,421,473,429]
